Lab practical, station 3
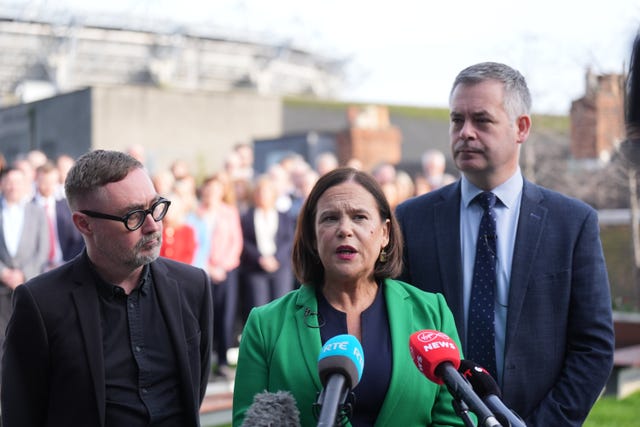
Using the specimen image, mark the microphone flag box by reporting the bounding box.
[409,330,461,385]
[317,334,364,389]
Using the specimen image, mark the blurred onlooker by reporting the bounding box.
[314,151,339,176]
[152,170,175,197]
[420,149,456,191]
[223,151,243,180]
[240,175,295,319]
[126,143,146,165]
[196,173,243,379]
[12,157,37,200]
[289,164,318,220]
[233,177,253,216]
[0,167,49,381]
[26,149,48,170]
[395,169,416,205]
[173,174,198,215]
[372,162,399,208]
[345,157,363,170]
[55,154,75,200]
[371,162,397,186]
[267,163,293,214]
[234,143,254,181]
[170,159,191,181]
[160,193,196,264]
[34,162,84,268]
[414,175,432,196]
[380,181,399,210]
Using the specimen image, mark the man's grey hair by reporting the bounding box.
[450,62,532,121]
[65,149,143,210]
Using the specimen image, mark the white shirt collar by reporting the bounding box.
[461,168,524,209]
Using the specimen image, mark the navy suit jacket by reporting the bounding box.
[395,179,614,426]
[1,252,213,427]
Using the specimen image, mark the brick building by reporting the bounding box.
[570,69,625,162]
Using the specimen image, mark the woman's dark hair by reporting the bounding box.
[291,167,403,286]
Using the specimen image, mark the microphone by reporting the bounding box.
[316,334,364,427]
[242,390,301,427]
[408,330,503,427]
[458,360,526,427]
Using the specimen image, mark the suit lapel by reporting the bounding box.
[293,285,324,391]
[151,261,198,415]
[70,257,106,427]
[433,184,466,342]
[375,280,413,426]
[506,181,546,349]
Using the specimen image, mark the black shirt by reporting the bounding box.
[93,263,186,426]
[318,281,392,427]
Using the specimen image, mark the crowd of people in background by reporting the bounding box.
[0,144,456,380]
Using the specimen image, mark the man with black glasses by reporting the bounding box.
[1,149,213,427]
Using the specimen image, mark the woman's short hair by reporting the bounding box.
[292,167,403,286]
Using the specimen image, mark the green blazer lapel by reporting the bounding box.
[375,279,415,426]
[293,284,324,391]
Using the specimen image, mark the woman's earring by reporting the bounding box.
[378,248,387,263]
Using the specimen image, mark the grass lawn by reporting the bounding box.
[584,391,640,427]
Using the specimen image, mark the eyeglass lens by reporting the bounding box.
[125,200,170,230]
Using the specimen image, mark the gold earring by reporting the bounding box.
[378,248,387,263]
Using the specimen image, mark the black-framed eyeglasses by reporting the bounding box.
[80,198,171,231]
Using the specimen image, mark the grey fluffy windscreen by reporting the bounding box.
[241,390,301,427]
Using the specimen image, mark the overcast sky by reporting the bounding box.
[8,0,640,115]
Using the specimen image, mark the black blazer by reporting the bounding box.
[395,179,615,426]
[1,252,213,427]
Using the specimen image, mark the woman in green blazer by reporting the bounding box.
[233,168,466,427]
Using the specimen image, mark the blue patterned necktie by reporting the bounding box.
[468,191,498,379]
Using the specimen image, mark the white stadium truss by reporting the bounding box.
[0,11,347,105]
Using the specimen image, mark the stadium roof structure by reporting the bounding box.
[0,10,348,105]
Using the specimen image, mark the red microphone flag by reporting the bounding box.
[408,330,461,385]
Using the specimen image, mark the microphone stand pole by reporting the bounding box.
[452,397,476,427]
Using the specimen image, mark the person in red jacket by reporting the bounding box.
[160,193,197,264]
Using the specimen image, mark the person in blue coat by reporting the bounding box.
[396,62,615,426]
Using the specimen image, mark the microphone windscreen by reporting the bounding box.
[242,390,301,427]
[317,334,364,389]
[458,359,502,399]
[409,330,460,385]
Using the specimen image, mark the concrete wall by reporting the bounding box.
[91,86,282,177]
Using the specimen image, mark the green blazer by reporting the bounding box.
[232,278,467,427]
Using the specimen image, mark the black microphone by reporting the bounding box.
[242,390,301,427]
[409,330,503,427]
[458,360,526,427]
[316,334,364,427]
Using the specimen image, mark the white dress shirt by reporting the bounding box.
[460,169,523,384]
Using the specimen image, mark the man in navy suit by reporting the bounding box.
[34,161,84,268]
[2,150,212,427]
[395,62,614,426]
